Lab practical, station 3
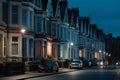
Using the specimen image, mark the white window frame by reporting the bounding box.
[11,36,19,56]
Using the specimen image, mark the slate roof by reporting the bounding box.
[80,17,90,20]
[51,0,59,16]
[59,0,68,21]
[41,0,48,11]
[67,8,72,24]
[71,8,79,28]
[68,8,79,28]
[79,17,90,31]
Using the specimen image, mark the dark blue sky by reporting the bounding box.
[68,0,120,37]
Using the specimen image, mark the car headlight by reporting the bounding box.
[100,62,103,65]
[116,62,118,65]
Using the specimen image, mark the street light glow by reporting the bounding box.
[109,54,111,57]
[103,52,106,54]
[106,53,108,56]
[99,50,102,53]
[70,42,74,46]
[21,29,26,34]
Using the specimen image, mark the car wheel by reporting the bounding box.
[56,68,59,72]
[70,66,72,69]
[45,69,48,73]
[38,69,42,72]
[50,67,53,72]
[38,70,41,72]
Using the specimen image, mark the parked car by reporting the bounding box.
[79,58,91,67]
[38,59,59,72]
[70,59,83,69]
[90,58,99,66]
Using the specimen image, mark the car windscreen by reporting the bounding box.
[45,60,53,66]
[72,61,81,63]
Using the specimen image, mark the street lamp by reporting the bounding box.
[21,28,26,62]
[70,42,74,46]
[21,29,26,34]
[108,54,111,57]
[20,29,26,73]
[99,50,106,60]
[69,42,74,59]
[106,53,108,56]
[103,52,106,54]
[99,50,102,53]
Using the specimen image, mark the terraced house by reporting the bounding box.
[0,0,105,63]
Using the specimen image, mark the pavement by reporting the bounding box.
[0,68,77,80]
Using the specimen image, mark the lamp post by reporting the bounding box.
[21,28,26,62]
[69,42,74,59]
[20,28,26,73]
[99,50,106,60]
[98,50,102,59]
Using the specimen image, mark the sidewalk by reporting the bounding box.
[0,68,76,80]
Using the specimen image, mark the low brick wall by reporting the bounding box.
[0,62,25,75]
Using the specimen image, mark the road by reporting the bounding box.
[26,67,120,80]
[1,66,120,80]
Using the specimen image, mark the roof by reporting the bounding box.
[52,0,59,16]
[80,17,90,20]
[41,0,48,11]
[59,0,68,21]
[68,8,79,27]
[67,8,72,24]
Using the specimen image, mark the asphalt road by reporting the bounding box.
[1,65,120,80]
[26,67,120,80]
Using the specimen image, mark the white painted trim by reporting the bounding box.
[0,31,6,57]
[34,38,47,41]
[8,33,22,57]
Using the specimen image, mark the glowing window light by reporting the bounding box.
[47,42,52,56]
